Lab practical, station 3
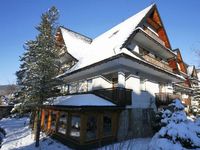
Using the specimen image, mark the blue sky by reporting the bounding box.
[0,0,200,85]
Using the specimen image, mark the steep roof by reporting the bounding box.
[60,4,155,73]
[60,26,92,60]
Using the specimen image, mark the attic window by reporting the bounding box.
[109,30,119,38]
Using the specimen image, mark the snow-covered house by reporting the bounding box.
[39,4,196,148]
[186,66,200,113]
[170,49,193,109]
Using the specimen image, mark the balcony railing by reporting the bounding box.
[155,93,181,107]
[142,54,173,72]
[61,87,132,106]
[144,28,165,46]
[93,87,132,106]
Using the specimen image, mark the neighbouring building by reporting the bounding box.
[36,4,200,149]
[189,67,200,114]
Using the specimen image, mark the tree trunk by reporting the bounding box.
[35,108,41,147]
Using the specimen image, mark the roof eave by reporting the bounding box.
[58,53,185,82]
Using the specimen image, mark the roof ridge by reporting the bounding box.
[93,4,155,41]
[60,26,92,43]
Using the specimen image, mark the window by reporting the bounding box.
[103,114,112,137]
[69,82,78,93]
[51,111,57,131]
[61,84,69,94]
[86,116,97,141]
[70,115,80,139]
[149,52,155,58]
[58,112,67,135]
[44,110,49,129]
[87,79,92,91]
[78,81,87,92]
[112,77,118,88]
[140,78,146,91]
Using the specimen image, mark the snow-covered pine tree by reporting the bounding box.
[16,6,61,107]
[16,6,61,147]
[15,42,37,110]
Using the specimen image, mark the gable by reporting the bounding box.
[143,7,171,49]
[193,68,198,78]
[188,65,198,78]
[176,50,187,74]
[55,28,65,49]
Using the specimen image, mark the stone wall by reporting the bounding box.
[0,106,13,119]
[117,108,155,141]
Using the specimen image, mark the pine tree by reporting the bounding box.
[16,6,61,147]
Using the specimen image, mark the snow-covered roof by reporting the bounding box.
[60,27,92,60]
[60,4,155,73]
[48,94,116,106]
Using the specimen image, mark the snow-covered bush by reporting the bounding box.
[149,99,200,149]
[10,103,22,114]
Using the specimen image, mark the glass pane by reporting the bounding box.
[103,114,112,136]
[58,112,67,134]
[70,115,80,139]
[44,111,49,129]
[86,116,97,141]
[51,111,57,131]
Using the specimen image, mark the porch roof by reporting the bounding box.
[46,94,116,106]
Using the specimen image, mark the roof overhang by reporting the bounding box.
[58,53,185,83]
[133,29,176,59]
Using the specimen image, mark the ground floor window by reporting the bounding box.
[58,112,67,135]
[44,110,49,129]
[103,113,112,137]
[51,111,57,131]
[86,115,97,141]
[70,115,80,139]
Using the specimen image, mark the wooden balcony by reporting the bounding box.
[62,87,132,106]
[142,54,173,72]
[93,87,132,106]
[155,93,181,107]
[144,27,165,46]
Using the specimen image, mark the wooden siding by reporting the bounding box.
[168,58,178,73]
[177,51,187,74]
[38,107,121,149]
[146,9,171,49]
[142,54,173,72]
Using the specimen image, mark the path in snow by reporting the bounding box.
[0,117,70,150]
[99,138,151,150]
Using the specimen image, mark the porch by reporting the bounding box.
[40,106,122,149]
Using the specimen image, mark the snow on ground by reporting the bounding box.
[99,138,151,150]
[0,117,70,150]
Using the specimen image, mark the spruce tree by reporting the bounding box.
[16,6,61,147]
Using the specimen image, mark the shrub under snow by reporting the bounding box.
[149,99,200,150]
